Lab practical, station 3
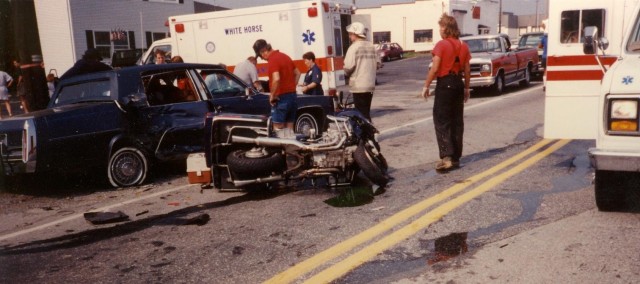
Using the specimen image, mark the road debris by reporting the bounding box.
[135,210,149,217]
[183,213,210,226]
[83,211,129,225]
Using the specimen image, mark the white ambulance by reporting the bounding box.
[545,0,640,210]
[140,1,357,96]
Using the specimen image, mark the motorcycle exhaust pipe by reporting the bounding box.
[233,175,284,187]
[231,135,347,152]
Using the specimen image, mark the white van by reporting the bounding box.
[140,1,357,96]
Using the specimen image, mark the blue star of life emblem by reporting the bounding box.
[302,30,316,45]
[622,76,634,85]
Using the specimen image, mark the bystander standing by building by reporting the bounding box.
[0,69,14,118]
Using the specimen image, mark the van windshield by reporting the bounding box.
[627,13,640,52]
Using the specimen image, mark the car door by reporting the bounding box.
[43,78,122,170]
[136,69,212,160]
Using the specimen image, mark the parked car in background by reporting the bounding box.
[375,42,404,61]
[516,32,545,76]
[459,34,539,95]
[0,63,334,188]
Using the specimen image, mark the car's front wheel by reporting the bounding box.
[295,113,319,137]
[108,147,149,187]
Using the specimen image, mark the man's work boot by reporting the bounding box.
[435,157,453,171]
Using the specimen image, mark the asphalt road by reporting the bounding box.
[1,55,639,283]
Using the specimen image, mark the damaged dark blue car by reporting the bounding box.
[0,63,335,187]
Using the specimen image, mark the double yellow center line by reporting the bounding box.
[265,139,570,284]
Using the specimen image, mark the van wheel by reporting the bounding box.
[108,147,149,188]
[491,74,504,95]
[295,113,319,137]
[594,170,626,211]
[519,66,531,87]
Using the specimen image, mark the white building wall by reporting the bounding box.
[34,0,75,76]
[356,0,500,52]
[35,0,196,75]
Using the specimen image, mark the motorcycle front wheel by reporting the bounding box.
[354,141,389,186]
[226,148,286,180]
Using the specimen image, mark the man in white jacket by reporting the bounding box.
[344,22,380,122]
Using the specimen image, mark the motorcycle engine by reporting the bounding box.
[312,122,356,168]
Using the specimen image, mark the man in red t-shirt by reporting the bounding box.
[253,39,301,132]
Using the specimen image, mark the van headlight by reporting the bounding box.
[609,99,638,132]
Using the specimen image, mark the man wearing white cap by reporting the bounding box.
[344,22,380,122]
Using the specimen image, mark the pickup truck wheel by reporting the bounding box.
[519,66,531,87]
[227,148,286,179]
[491,74,504,95]
[295,113,319,137]
[594,170,626,211]
[108,147,149,187]
[354,141,389,186]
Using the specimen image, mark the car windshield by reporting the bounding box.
[199,70,247,98]
[54,79,112,106]
[463,38,502,53]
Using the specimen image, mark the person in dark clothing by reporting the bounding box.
[300,52,323,96]
[422,13,471,171]
[20,56,51,112]
[59,49,112,81]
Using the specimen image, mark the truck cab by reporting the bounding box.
[588,2,640,211]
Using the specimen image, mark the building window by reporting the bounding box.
[518,27,528,36]
[93,30,130,60]
[373,31,391,44]
[146,32,168,48]
[560,9,605,43]
[413,29,433,43]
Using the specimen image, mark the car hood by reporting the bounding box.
[469,52,503,63]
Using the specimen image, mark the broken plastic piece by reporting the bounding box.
[84,211,129,225]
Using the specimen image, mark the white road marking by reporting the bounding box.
[379,85,543,135]
[0,184,192,242]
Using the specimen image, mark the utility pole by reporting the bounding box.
[535,0,539,31]
[498,0,502,33]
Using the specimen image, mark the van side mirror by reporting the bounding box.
[583,26,598,54]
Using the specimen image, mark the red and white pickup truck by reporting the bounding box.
[462,34,539,95]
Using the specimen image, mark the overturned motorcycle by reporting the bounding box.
[202,110,389,191]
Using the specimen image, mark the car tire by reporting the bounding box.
[226,148,286,180]
[354,141,389,186]
[295,113,319,137]
[108,147,149,188]
[594,170,627,211]
[491,73,504,96]
[519,66,531,87]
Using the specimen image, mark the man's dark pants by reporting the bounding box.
[353,92,373,122]
[433,76,464,161]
